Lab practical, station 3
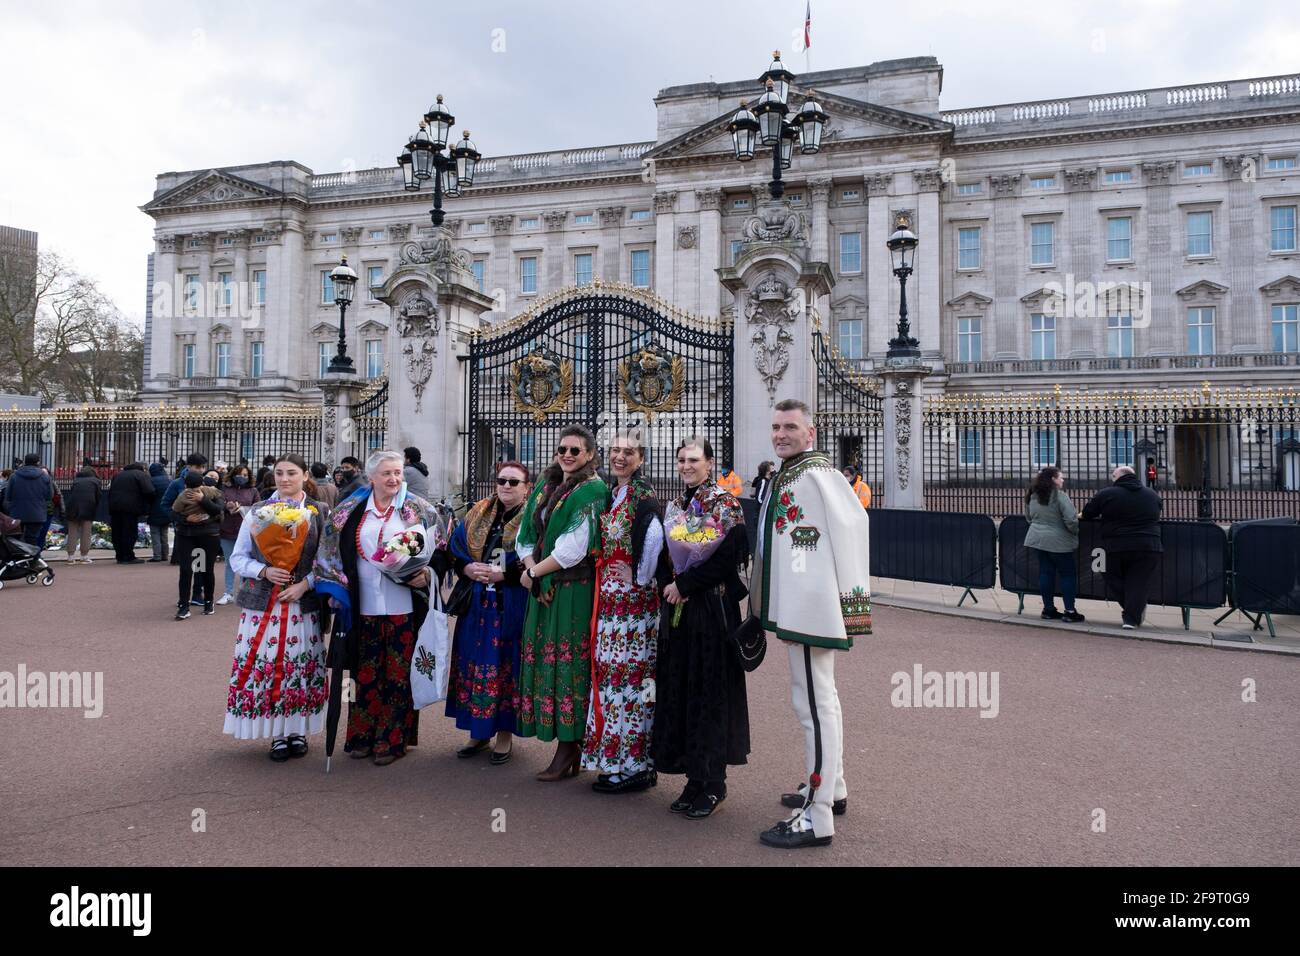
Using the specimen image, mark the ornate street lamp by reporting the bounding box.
[401,95,482,226]
[326,255,358,374]
[727,51,826,199]
[886,214,921,360]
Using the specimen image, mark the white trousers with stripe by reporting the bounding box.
[788,643,846,836]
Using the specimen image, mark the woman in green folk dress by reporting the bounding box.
[515,423,610,782]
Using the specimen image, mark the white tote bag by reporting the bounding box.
[410,582,451,708]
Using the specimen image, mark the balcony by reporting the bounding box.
[946,353,1299,376]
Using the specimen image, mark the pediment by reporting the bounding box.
[355,318,388,334]
[209,322,232,336]
[142,170,284,213]
[1260,275,1300,298]
[1020,286,1063,307]
[309,320,339,336]
[947,291,993,310]
[1175,279,1229,300]
[831,294,867,309]
[646,89,951,162]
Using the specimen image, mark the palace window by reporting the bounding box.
[367,266,383,300]
[957,317,982,362]
[471,259,486,292]
[958,428,983,466]
[1186,211,1213,257]
[1108,428,1135,468]
[182,344,195,378]
[1187,307,1216,355]
[321,233,338,243]
[369,230,385,240]
[630,249,651,288]
[574,213,594,225]
[1106,216,1132,261]
[732,198,750,210]
[1271,206,1297,252]
[1030,313,1056,360]
[519,217,539,230]
[574,253,593,286]
[1104,169,1133,184]
[519,257,538,294]
[184,275,200,312]
[1267,156,1298,170]
[1030,221,1055,266]
[731,239,744,265]
[468,222,488,234]
[320,270,335,304]
[838,319,863,359]
[318,342,331,378]
[249,341,264,378]
[1107,314,1134,358]
[253,270,266,306]
[956,182,982,195]
[1030,175,1056,189]
[841,188,860,201]
[958,226,981,270]
[219,272,232,308]
[1273,304,1299,353]
[215,342,230,377]
[365,339,383,379]
[839,233,862,274]
[630,209,652,222]
[1184,162,1213,177]
[1032,429,1057,467]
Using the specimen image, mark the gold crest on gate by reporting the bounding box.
[618,342,685,421]
[510,347,574,422]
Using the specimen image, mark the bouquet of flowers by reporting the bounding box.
[664,496,729,626]
[249,501,319,582]
[370,525,435,585]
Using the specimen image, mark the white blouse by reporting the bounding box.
[355,493,414,616]
[229,492,317,589]
[516,498,593,570]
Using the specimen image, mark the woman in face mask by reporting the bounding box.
[218,465,258,605]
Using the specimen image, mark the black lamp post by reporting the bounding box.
[326,255,358,374]
[886,214,921,359]
[727,51,827,199]
[399,94,481,227]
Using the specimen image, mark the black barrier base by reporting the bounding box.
[958,587,977,607]
[1214,606,1271,638]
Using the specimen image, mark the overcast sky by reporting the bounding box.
[1,0,1296,325]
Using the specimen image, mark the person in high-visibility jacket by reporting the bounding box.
[717,463,744,499]
[842,466,872,509]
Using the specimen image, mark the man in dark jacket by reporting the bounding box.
[107,463,155,564]
[147,463,172,562]
[1081,466,1164,629]
[2,453,53,547]
[63,466,103,562]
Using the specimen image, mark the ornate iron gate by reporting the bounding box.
[464,283,733,502]
[351,378,389,457]
[812,324,883,499]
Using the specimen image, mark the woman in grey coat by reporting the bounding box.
[1023,466,1084,623]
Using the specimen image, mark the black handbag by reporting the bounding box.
[446,575,475,617]
[728,615,767,672]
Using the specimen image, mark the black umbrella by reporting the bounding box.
[323,608,356,772]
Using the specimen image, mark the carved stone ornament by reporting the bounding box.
[404,338,437,414]
[676,225,698,249]
[695,188,723,211]
[744,272,803,405]
[489,215,514,235]
[742,201,806,242]
[510,346,574,422]
[399,231,473,280]
[617,341,685,422]
[388,223,412,241]
[341,226,363,244]
[598,205,626,226]
[894,389,912,490]
[543,210,568,231]
[866,173,892,197]
[156,234,178,253]
[396,293,439,338]
[653,191,678,213]
[193,184,248,203]
[914,168,945,192]
[1064,168,1098,190]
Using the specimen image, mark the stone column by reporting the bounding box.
[1142,162,1176,355]
[543,211,567,290]
[228,230,251,376]
[320,378,365,465]
[866,174,893,358]
[878,361,932,509]
[653,191,677,300]
[915,169,945,360]
[272,222,304,380]
[598,206,625,283]
[989,173,1022,359]
[193,232,213,374]
[809,177,832,263]
[696,188,723,318]
[717,199,832,483]
[489,215,513,312]
[376,228,496,497]
[1223,153,1262,352]
[151,234,179,388]
[1064,168,1098,356]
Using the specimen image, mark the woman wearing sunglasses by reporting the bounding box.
[444,461,532,764]
[515,424,610,781]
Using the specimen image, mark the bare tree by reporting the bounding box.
[0,250,135,402]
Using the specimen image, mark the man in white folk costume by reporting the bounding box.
[750,398,871,849]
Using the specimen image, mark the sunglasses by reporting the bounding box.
[556,445,585,457]
[496,477,523,487]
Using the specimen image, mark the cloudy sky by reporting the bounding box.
[1,0,1296,324]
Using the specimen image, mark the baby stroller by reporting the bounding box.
[0,533,55,590]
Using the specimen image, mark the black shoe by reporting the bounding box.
[457,739,491,758]
[203,601,215,615]
[175,603,191,621]
[269,739,291,762]
[490,744,513,766]
[287,735,308,758]
[760,818,833,849]
[1061,610,1086,623]
[592,770,657,794]
[1041,607,1062,620]
[685,788,726,820]
[147,557,165,562]
[669,781,704,813]
[780,789,847,815]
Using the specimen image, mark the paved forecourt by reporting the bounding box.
[1,560,1296,866]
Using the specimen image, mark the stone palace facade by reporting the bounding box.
[141,57,1300,414]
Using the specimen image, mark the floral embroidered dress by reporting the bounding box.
[581,477,664,776]
[514,472,609,743]
[445,496,527,738]
[223,492,328,740]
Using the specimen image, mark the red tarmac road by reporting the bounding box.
[1,561,1297,866]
